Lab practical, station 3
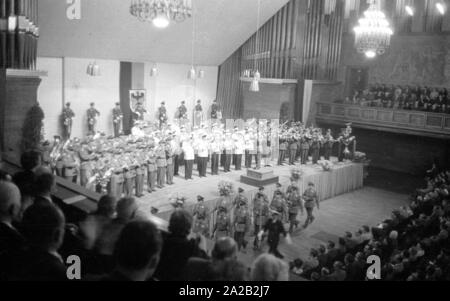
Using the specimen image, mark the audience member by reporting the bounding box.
[251,254,289,281]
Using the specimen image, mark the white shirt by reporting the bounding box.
[182,142,195,160]
[197,140,209,158]
[234,139,245,155]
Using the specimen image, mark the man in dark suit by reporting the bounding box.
[33,172,57,206]
[0,181,25,255]
[102,220,162,281]
[4,203,67,281]
[183,237,237,281]
[261,211,288,259]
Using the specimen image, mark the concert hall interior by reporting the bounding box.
[0,0,450,282]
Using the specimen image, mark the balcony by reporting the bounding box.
[316,102,450,139]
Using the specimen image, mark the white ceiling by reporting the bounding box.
[37,0,290,66]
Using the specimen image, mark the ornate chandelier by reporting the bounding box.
[130,0,192,28]
[353,0,393,58]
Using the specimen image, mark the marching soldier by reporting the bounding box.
[233,198,250,252]
[286,186,303,234]
[193,196,210,237]
[213,205,231,241]
[303,182,320,229]
[273,183,286,200]
[253,192,270,250]
[156,141,167,188]
[233,188,248,208]
[260,210,289,259]
[87,102,100,136]
[112,103,123,138]
[286,178,299,195]
[62,102,75,139]
[270,190,287,222]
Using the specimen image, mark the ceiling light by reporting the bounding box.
[436,2,446,15]
[188,67,196,79]
[152,12,170,28]
[405,5,414,16]
[365,50,377,58]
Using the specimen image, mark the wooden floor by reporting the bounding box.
[228,187,408,279]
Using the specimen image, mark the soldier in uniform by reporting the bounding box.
[286,178,299,195]
[193,196,210,237]
[261,211,288,259]
[303,182,320,229]
[147,148,157,193]
[165,138,175,185]
[323,129,335,161]
[156,141,167,188]
[271,190,287,223]
[79,141,96,187]
[112,102,123,138]
[278,138,287,166]
[272,183,286,200]
[310,133,322,165]
[233,198,250,252]
[210,135,221,176]
[210,100,221,122]
[288,137,298,165]
[158,102,168,129]
[253,192,270,250]
[134,102,147,123]
[213,206,231,241]
[233,188,248,208]
[223,131,234,173]
[193,99,203,127]
[135,152,146,198]
[177,101,188,120]
[124,158,137,198]
[286,186,303,234]
[62,148,78,184]
[234,135,244,171]
[87,102,100,136]
[109,165,124,199]
[300,135,311,165]
[196,134,209,178]
[62,102,75,139]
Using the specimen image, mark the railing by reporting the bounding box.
[316,102,450,139]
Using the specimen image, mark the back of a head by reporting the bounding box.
[20,150,41,171]
[212,259,248,281]
[251,254,289,281]
[0,181,21,219]
[97,195,117,217]
[22,203,65,248]
[168,209,193,237]
[35,172,55,196]
[212,237,237,261]
[114,220,162,272]
[116,198,137,222]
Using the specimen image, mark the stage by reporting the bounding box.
[137,158,365,222]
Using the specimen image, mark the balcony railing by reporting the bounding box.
[316,102,450,139]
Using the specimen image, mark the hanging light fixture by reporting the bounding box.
[405,5,414,16]
[198,69,205,79]
[150,63,158,76]
[353,0,393,58]
[87,61,100,76]
[187,0,196,80]
[129,0,192,29]
[249,0,262,92]
[436,2,446,15]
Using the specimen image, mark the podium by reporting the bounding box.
[240,168,279,187]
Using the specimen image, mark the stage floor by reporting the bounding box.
[137,158,364,221]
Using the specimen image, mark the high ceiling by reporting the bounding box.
[37,0,290,66]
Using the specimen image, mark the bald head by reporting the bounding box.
[0,181,21,222]
[212,237,237,261]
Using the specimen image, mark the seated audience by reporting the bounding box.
[154,209,208,281]
[0,181,25,255]
[34,172,57,206]
[251,254,289,281]
[102,220,162,281]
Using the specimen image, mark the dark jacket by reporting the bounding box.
[0,222,26,255]
[154,234,208,281]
